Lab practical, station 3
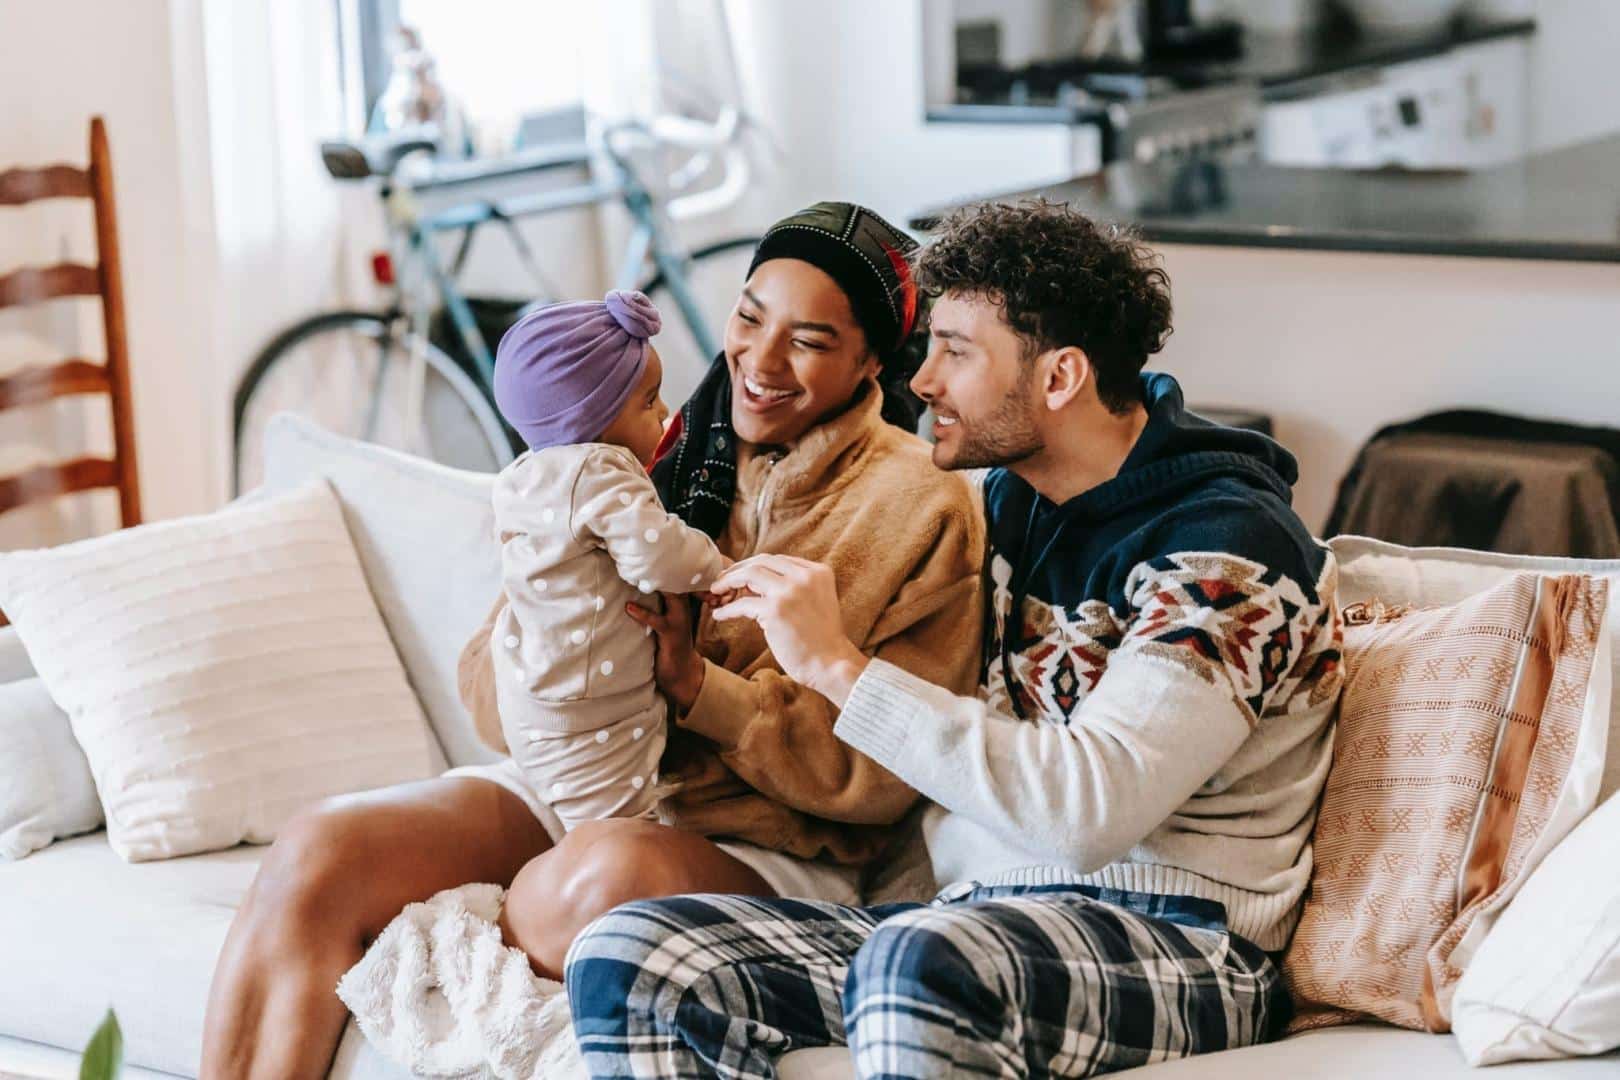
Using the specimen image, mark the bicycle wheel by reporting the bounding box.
[233,310,514,494]
[639,235,760,409]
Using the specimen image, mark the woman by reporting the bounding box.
[200,202,984,1079]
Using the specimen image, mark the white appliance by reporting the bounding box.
[1259,36,1528,170]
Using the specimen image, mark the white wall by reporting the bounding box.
[1474,0,1620,152]
[0,0,217,538]
[727,1,1077,230]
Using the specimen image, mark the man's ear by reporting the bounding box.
[1041,346,1091,411]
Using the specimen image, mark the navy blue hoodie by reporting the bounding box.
[984,372,1336,724]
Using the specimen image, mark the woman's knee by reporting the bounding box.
[245,797,397,944]
[500,820,673,965]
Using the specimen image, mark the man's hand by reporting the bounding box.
[625,592,705,711]
[709,555,868,706]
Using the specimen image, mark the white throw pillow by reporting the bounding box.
[0,677,102,859]
[1452,789,1620,1065]
[0,480,437,862]
[259,413,503,769]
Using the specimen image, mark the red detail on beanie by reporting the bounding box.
[882,242,918,343]
[649,411,684,472]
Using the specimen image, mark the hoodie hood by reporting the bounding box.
[1090,372,1297,516]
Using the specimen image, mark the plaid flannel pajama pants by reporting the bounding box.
[565,882,1289,1080]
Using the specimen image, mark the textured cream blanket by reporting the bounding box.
[336,884,585,1079]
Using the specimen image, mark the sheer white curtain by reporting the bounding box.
[192,0,378,499]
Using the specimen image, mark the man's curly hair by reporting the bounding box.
[914,200,1173,414]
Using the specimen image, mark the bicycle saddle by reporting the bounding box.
[320,129,439,180]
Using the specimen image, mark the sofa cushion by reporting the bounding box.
[260,414,503,770]
[776,1025,1619,1079]
[0,832,426,1079]
[0,833,258,1075]
[1285,573,1610,1032]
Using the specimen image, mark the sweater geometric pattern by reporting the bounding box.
[988,550,1341,728]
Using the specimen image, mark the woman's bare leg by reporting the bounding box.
[200,777,552,1080]
[499,818,774,980]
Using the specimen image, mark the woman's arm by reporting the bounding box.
[456,594,508,755]
[679,570,981,825]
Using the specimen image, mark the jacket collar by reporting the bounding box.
[734,377,885,507]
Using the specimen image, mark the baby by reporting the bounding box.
[489,290,726,832]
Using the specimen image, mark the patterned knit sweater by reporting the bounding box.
[836,373,1344,951]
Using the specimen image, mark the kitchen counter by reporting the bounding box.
[933,14,1535,124]
[910,133,1620,264]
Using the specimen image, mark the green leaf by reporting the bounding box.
[79,1009,122,1080]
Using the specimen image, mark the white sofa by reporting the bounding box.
[1,414,1614,1080]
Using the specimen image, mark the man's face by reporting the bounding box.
[910,292,1044,471]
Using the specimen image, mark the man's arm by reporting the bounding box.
[833,653,1250,872]
[711,550,1320,873]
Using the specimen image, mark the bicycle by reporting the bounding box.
[231,106,761,494]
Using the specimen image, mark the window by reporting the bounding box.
[336,0,588,152]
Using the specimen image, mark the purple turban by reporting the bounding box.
[493,290,662,451]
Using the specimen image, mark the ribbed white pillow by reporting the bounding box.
[0,480,436,861]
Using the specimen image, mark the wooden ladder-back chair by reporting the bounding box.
[0,115,142,533]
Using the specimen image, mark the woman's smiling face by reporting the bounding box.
[723,258,878,447]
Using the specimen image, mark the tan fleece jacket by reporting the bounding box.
[460,380,984,867]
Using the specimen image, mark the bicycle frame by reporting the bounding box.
[383,140,726,401]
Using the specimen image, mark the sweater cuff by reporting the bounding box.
[677,659,755,748]
[832,658,931,774]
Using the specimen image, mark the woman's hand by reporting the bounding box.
[709,555,868,706]
[626,592,706,711]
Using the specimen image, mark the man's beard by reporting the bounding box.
[941,382,1044,470]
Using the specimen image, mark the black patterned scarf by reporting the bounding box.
[652,202,926,537]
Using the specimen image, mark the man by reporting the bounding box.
[566,201,1343,1079]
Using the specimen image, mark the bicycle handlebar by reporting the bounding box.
[602,106,751,221]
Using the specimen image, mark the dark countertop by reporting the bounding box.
[932,14,1535,125]
[909,134,1620,264]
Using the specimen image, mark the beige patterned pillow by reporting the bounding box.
[1284,572,1608,1033]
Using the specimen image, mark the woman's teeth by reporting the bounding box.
[744,376,798,401]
